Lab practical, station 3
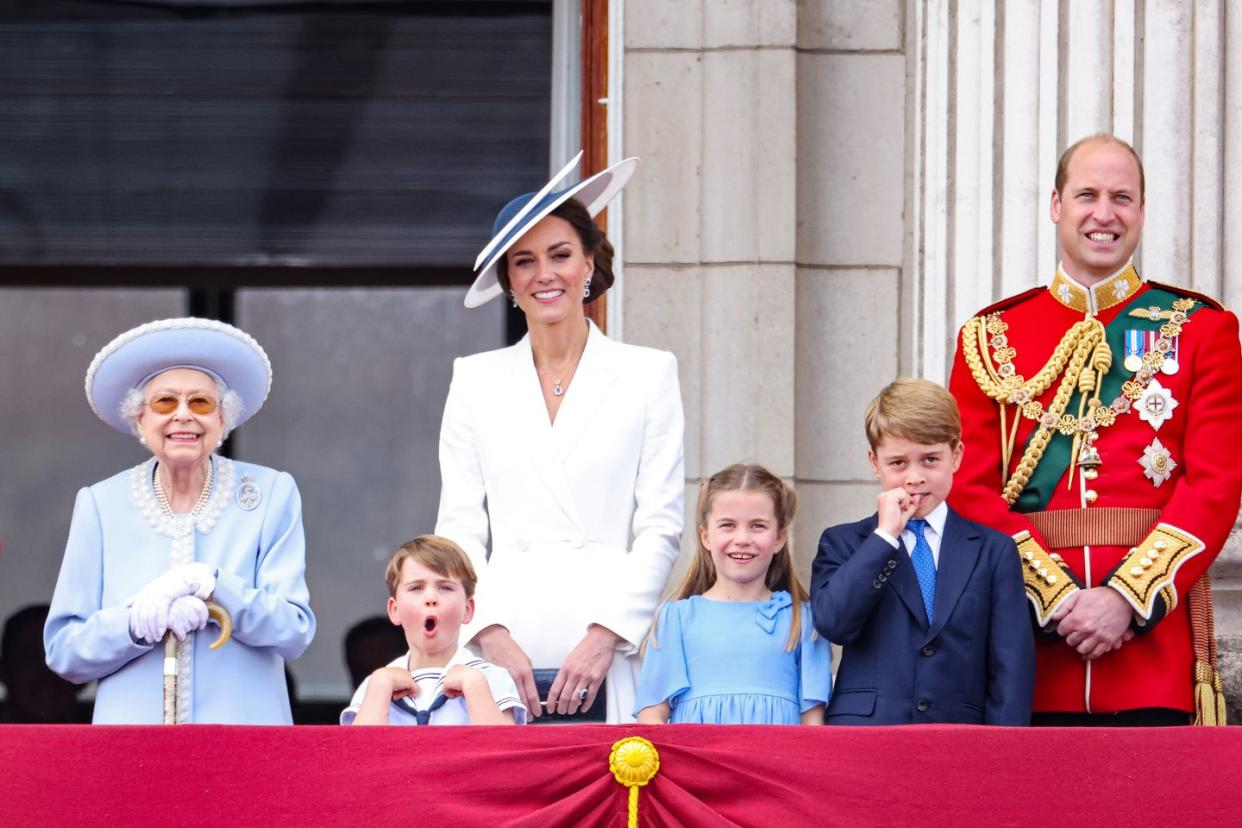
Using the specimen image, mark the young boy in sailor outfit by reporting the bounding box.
[341,536,526,725]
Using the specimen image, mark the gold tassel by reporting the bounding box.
[1214,670,1228,726]
[1188,576,1226,726]
[1193,661,1216,726]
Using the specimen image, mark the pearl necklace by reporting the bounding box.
[153,460,214,516]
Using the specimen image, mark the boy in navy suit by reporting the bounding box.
[811,378,1034,725]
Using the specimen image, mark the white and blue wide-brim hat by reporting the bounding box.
[85,317,272,434]
[464,151,640,308]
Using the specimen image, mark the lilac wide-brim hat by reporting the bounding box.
[464,151,640,309]
[84,317,272,434]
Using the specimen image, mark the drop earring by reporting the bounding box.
[511,291,518,308]
[583,277,592,299]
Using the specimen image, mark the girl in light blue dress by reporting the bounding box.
[634,464,830,724]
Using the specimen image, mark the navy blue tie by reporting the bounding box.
[395,693,449,725]
[907,518,937,624]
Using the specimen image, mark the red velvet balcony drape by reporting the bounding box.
[2,724,1240,826]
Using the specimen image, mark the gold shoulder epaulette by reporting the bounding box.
[972,286,1045,318]
[1147,279,1225,311]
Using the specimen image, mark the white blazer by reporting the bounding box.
[435,321,685,722]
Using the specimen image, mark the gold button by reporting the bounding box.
[1050,553,1063,562]
[1037,567,1047,578]
[1084,469,1098,480]
[1045,575,1058,585]
[1029,560,1039,570]
[1148,548,1159,558]
[1024,550,1035,561]
[1140,557,1152,568]
[1154,540,1168,550]
[1130,566,1144,576]
[1085,490,1098,504]
[1129,547,1140,555]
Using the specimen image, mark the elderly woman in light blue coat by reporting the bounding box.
[45,318,315,723]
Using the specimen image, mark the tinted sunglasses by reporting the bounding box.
[147,393,219,415]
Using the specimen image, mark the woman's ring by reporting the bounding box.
[576,687,589,702]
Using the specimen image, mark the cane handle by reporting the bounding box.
[206,601,232,650]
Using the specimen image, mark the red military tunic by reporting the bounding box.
[948,263,1242,714]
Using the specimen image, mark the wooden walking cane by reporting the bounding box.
[163,601,233,724]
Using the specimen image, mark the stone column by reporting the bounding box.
[621,0,799,578]
[791,1,907,573]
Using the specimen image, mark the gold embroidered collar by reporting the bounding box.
[1049,262,1141,315]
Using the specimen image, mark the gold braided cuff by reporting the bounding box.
[1107,523,1205,621]
[1014,531,1079,626]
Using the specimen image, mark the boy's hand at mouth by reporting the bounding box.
[877,487,920,537]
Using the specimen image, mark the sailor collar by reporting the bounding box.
[1049,261,1142,315]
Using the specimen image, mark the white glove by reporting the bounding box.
[166,595,210,642]
[129,562,217,644]
[129,597,168,645]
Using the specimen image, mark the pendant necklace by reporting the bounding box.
[542,358,577,397]
[538,327,587,398]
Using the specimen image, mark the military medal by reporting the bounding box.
[1136,379,1178,430]
[1139,437,1177,487]
[1076,439,1101,469]
[1160,336,1179,375]
[1123,329,1144,372]
[237,474,261,511]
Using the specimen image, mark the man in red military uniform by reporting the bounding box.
[948,134,1242,725]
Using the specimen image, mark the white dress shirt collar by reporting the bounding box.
[901,500,949,568]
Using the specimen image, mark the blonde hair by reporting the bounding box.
[864,378,961,451]
[384,535,477,599]
[660,463,809,652]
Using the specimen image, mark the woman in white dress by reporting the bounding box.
[436,154,684,722]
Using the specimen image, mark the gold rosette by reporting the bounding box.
[609,736,660,828]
